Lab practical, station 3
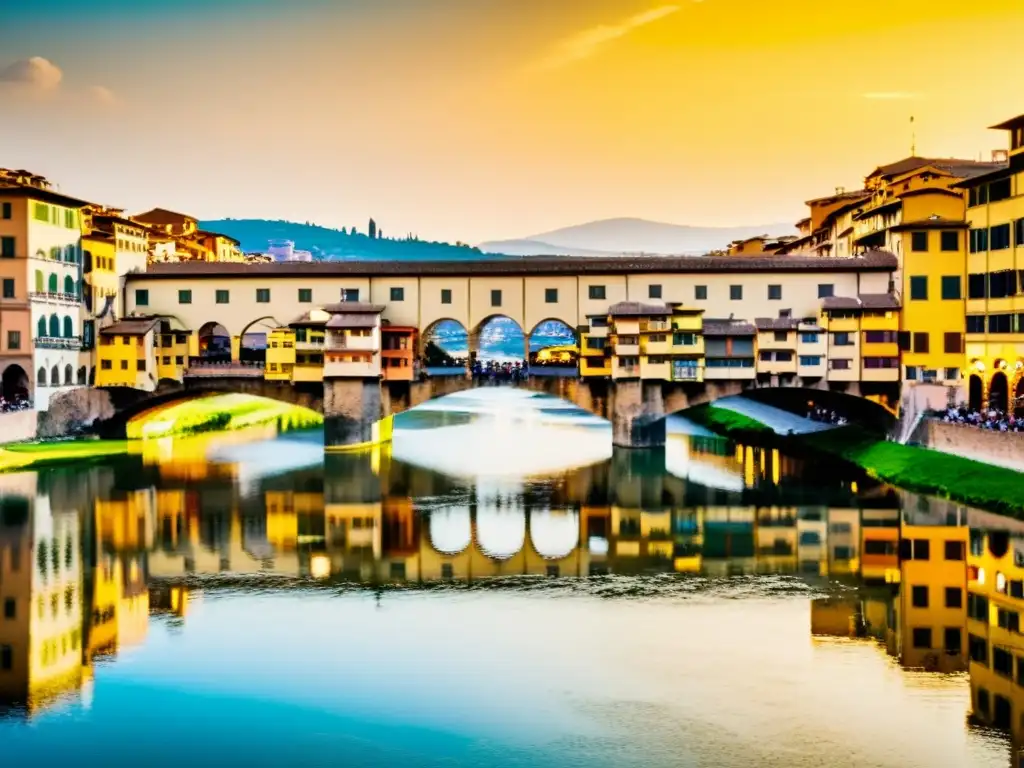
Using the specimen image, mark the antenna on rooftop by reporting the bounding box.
[910,115,916,156]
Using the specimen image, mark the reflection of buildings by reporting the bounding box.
[0,489,83,716]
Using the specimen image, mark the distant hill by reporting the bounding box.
[480,217,796,256]
[199,219,489,261]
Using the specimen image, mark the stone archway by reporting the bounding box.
[1015,376,1024,418]
[198,321,231,362]
[1,363,30,404]
[527,318,579,376]
[238,315,283,365]
[968,374,983,412]
[470,314,526,368]
[989,371,1009,413]
[420,318,468,374]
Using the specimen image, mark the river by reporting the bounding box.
[0,389,1019,767]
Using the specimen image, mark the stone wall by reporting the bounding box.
[0,410,39,445]
[36,388,116,439]
[919,419,1024,473]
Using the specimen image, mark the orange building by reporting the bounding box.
[381,325,417,381]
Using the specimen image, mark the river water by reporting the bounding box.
[0,389,1019,767]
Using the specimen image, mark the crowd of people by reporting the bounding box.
[0,394,32,413]
[807,406,848,426]
[940,405,1024,432]
[471,359,530,382]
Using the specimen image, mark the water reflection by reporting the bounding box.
[0,426,1022,766]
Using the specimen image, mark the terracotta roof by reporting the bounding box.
[804,189,869,205]
[0,183,91,208]
[196,229,241,245]
[126,251,899,281]
[852,198,901,221]
[949,164,1011,189]
[702,319,756,337]
[132,207,197,224]
[93,214,148,232]
[99,318,160,336]
[821,293,901,310]
[608,301,671,316]
[326,314,379,329]
[321,302,385,314]
[754,317,800,331]
[868,156,1005,182]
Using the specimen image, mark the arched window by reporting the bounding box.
[47,273,57,293]
[49,246,60,260]
[62,316,73,338]
[50,366,58,386]
[37,367,46,386]
[35,249,46,260]
[48,314,59,338]
[37,316,47,338]
[64,245,76,263]
[64,365,72,385]
[77,367,86,385]
[63,275,74,295]
[34,270,43,293]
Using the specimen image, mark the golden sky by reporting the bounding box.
[1,0,1023,242]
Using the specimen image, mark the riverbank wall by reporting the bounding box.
[0,411,38,443]
[912,419,1024,473]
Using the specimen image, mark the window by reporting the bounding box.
[0,645,10,671]
[768,284,782,300]
[178,289,192,304]
[7,330,20,350]
[588,285,606,300]
[799,355,821,366]
[440,289,452,304]
[865,331,897,343]
[940,276,961,300]
[968,273,986,299]
[648,284,662,299]
[968,593,989,622]
[945,587,963,609]
[729,285,743,301]
[1,278,13,299]
[998,609,1020,633]
[215,289,229,304]
[695,285,707,300]
[944,367,960,381]
[901,538,930,560]
[100,360,111,370]
[911,231,929,252]
[943,333,963,354]
[771,330,787,342]
[545,288,558,303]
[969,228,989,253]
[490,289,502,307]
[945,628,962,655]
[137,360,146,372]
[0,236,13,259]
[990,177,1012,202]
[390,286,404,302]
[342,288,359,302]
[912,332,929,354]
[940,231,960,252]
[911,585,929,608]
[256,288,271,303]
[833,332,852,346]
[135,289,149,306]
[0,202,10,219]
[816,283,834,299]
[162,356,170,365]
[994,647,1014,678]
[800,332,819,344]
[909,276,927,300]
[298,288,312,303]
[966,315,985,333]
[3,598,13,619]
[944,540,965,560]
[120,360,128,370]
[1016,218,1024,247]
[912,628,932,649]
[991,223,1012,251]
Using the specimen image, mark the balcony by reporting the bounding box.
[295,338,326,352]
[29,291,81,306]
[586,325,609,339]
[672,363,702,382]
[326,333,378,352]
[614,343,640,356]
[612,363,639,379]
[641,339,670,355]
[34,336,82,350]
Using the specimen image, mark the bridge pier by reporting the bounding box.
[609,379,666,449]
[324,378,386,448]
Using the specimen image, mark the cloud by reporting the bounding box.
[861,92,922,101]
[530,5,682,72]
[88,85,117,105]
[0,56,63,91]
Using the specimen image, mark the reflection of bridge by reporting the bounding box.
[89,254,904,448]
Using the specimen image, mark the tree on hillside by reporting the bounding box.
[368,218,377,239]
[378,229,384,239]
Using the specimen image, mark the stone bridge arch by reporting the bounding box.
[94,377,325,439]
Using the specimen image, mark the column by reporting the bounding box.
[609,379,666,448]
[323,378,385,448]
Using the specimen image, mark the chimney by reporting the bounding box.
[835,186,845,195]
[993,149,1009,163]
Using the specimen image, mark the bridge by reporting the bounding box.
[87,252,909,447]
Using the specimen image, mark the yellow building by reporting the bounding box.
[81,231,117,332]
[95,317,159,390]
[292,311,328,382]
[967,530,1024,742]
[266,327,296,381]
[894,507,968,671]
[580,313,611,377]
[669,304,705,382]
[154,323,192,382]
[820,294,901,393]
[196,230,243,262]
[953,114,1024,414]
